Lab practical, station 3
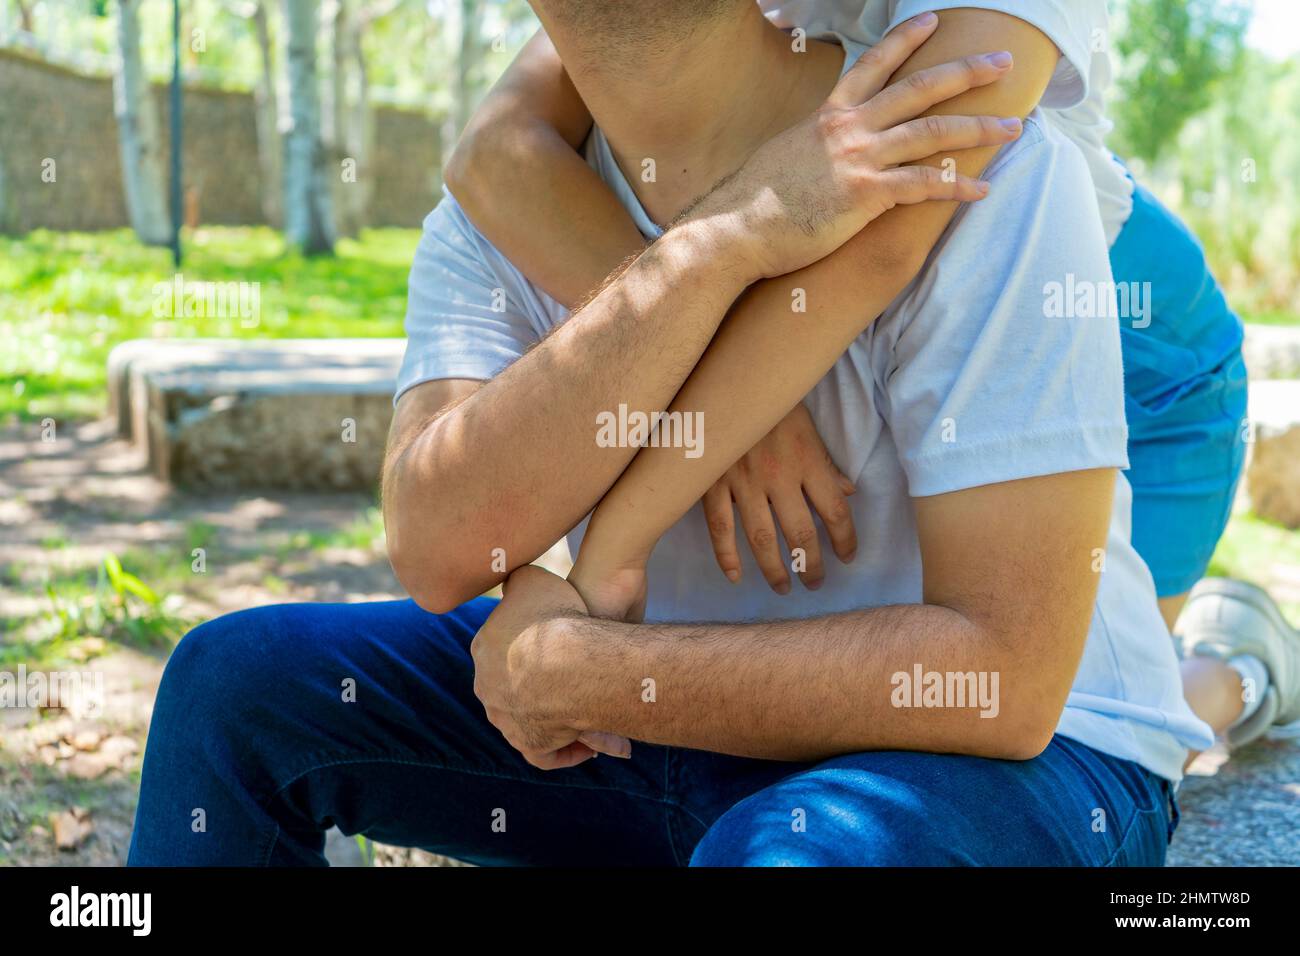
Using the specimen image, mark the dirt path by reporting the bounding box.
[0,419,403,865]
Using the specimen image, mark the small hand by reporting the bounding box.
[471,565,632,767]
[703,403,857,593]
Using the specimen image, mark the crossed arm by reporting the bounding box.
[389,10,1114,765]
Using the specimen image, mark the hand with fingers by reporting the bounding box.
[471,566,634,768]
[683,11,1021,282]
[703,402,857,594]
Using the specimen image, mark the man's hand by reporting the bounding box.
[471,566,631,767]
[685,14,1022,282]
[704,403,857,593]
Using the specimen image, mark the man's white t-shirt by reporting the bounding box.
[396,41,1214,784]
[759,0,1136,243]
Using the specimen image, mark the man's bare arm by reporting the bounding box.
[483,469,1114,763]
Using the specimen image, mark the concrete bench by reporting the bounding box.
[1242,323,1300,381]
[107,339,405,491]
[1247,379,1300,529]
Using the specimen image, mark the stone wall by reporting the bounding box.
[0,47,441,233]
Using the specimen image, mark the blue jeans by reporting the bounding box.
[128,597,1177,866]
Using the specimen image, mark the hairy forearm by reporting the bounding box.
[386,224,748,612]
[550,601,1052,762]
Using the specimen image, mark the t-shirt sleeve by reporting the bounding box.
[884,117,1129,498]
[888,0,1104,110]
[394,191,540,404]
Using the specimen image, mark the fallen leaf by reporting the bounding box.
[98,735,139,764]
[71,730,102,751]
[64,753,110,780]
[50,808,92,851]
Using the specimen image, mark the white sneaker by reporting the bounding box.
[1179,578,1300,748]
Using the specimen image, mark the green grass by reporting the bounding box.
[0,227,420,421]
[1240,309,1300,327]
[1208,511,1300,625]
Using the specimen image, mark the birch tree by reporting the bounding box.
[322,0,402,236]
[113,0,172,246]
[282,0,335,253]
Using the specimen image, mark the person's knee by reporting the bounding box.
[157,605,311,733]
[690,774,956,867]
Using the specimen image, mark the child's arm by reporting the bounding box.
[444,30,645,308]
[446,27,861,592]
[570,9,1062,619]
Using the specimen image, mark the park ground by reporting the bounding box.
[1,228,1297,866]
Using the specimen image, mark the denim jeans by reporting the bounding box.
[128,597,1177,866]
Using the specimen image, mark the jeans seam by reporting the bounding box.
[1101,804,1166,867]
[662,750,712,866]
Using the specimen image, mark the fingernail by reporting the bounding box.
[986,51,1012,68]
[999,117,1022,133]
[976,181,991,194]
[805,579,823,591]
[843,549,857,563]
[774,581,791,595]
[913,12,937,26]
[725,569,741,583]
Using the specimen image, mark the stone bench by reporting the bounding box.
[1242,323,1300,381]
[1246,379,1300,529]
[107,339,405,491]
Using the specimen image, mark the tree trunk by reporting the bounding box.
[113,0,171,246]
[250,1,284,228]
[282,0,335,254]
[439,0,482,176]
[14,0,35,34]
[322,0,383,237]
[322,0,356,237]
[454,0,483,135]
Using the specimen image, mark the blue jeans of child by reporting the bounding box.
[128,597,1177,866]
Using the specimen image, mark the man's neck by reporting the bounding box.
[551,10,847,224]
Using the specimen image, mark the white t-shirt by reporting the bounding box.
[396,42,1213,783]
[759,0,1136,242]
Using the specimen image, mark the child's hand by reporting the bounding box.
[703,403,857,593]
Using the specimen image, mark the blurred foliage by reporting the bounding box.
[1111,0,1251,164]
[1109,0,1297,315]
[1152,48,1300,316]
[0,227,418,420]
